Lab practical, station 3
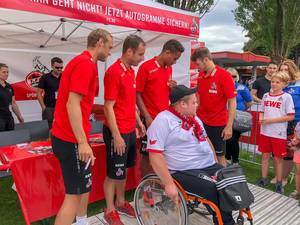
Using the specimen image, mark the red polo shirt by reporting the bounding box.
[104,59,136,134]
[52,51,99,143]
[136,57,172,119]
[197,66,236,126]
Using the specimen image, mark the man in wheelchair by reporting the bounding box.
[146,85,236,225]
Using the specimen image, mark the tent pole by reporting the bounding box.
[40,21,63,48]
[62,22,83,41]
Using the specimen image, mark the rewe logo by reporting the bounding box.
[149,139,157,145]
[264,100,282,108]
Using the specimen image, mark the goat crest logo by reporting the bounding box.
[25,56,50,89]
[191,18,199,33]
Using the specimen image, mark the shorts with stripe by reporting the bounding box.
[51,135,92,194]
[103,125,136,180]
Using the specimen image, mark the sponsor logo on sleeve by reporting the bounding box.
[149,139,157,145]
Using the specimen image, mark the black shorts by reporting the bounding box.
[103,125,136,180]
[203,124,226,156]
[0,115,14,131]
[51,135,92,195]
[140,118,148,154]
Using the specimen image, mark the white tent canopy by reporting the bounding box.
[0,0,200,121]
[0,8,193,53]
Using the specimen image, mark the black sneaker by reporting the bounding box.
[275,183,284,194]
[256,177,269,187]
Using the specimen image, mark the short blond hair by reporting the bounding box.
[271,71,290,84]
[87,28,112,48]
[226,67,239,81]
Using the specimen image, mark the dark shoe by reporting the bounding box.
[275,182,284,194]
[256,177,269,187]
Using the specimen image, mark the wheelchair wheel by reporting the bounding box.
[134,176,189,225]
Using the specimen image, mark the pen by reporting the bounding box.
[84,158,91,170]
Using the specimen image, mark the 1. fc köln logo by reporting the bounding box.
[25,71,43,89]
[191,18,199,33]
[25,56,50,89]
[208,82,218,94]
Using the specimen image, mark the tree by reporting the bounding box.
[234,0,300,62]
[157,0,216,18]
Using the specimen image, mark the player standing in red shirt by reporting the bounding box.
[103,35,146,225]
[136,39,184,177]
[136,40,184,126]
[51,29,113,225]
[191,47,237,167]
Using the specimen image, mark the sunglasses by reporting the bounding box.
[232,76,237,78]
[55,66,63,69]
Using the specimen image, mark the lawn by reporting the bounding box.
[0,151,296,225]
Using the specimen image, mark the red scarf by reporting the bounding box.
[167,106,206,142]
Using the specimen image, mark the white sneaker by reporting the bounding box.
[271,177,288,186]
[282,179,288,187]
[226,160,232,166]
[270,177,277,184]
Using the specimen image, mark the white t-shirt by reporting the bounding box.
[260,92,295,139]
[146,110,216,171]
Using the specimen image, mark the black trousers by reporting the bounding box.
[225,130,241,163]
[42,107,54,129]
[172,164,235,225]
[0,116,14,131]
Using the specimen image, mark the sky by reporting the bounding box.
[199,0,248,52]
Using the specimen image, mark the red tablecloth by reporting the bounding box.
[0,137,142,224]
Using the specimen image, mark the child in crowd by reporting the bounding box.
[256,71,295,194]
[289,121,300,201]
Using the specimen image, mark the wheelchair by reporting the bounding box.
[134,174,253,225]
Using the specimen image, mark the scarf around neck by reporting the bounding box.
[167,106,206,142]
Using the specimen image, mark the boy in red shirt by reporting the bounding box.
[191,47,237,167]
[103,35,146,225]
[51,29,113,225]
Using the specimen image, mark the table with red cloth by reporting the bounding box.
[0,135,142,225]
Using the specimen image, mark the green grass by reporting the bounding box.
[0,151,296,225]
[0,176,135,225]
[239,150,295,195]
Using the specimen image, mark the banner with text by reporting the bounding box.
[0,0,200,38]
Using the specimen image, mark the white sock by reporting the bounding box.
[76,215,88,225]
